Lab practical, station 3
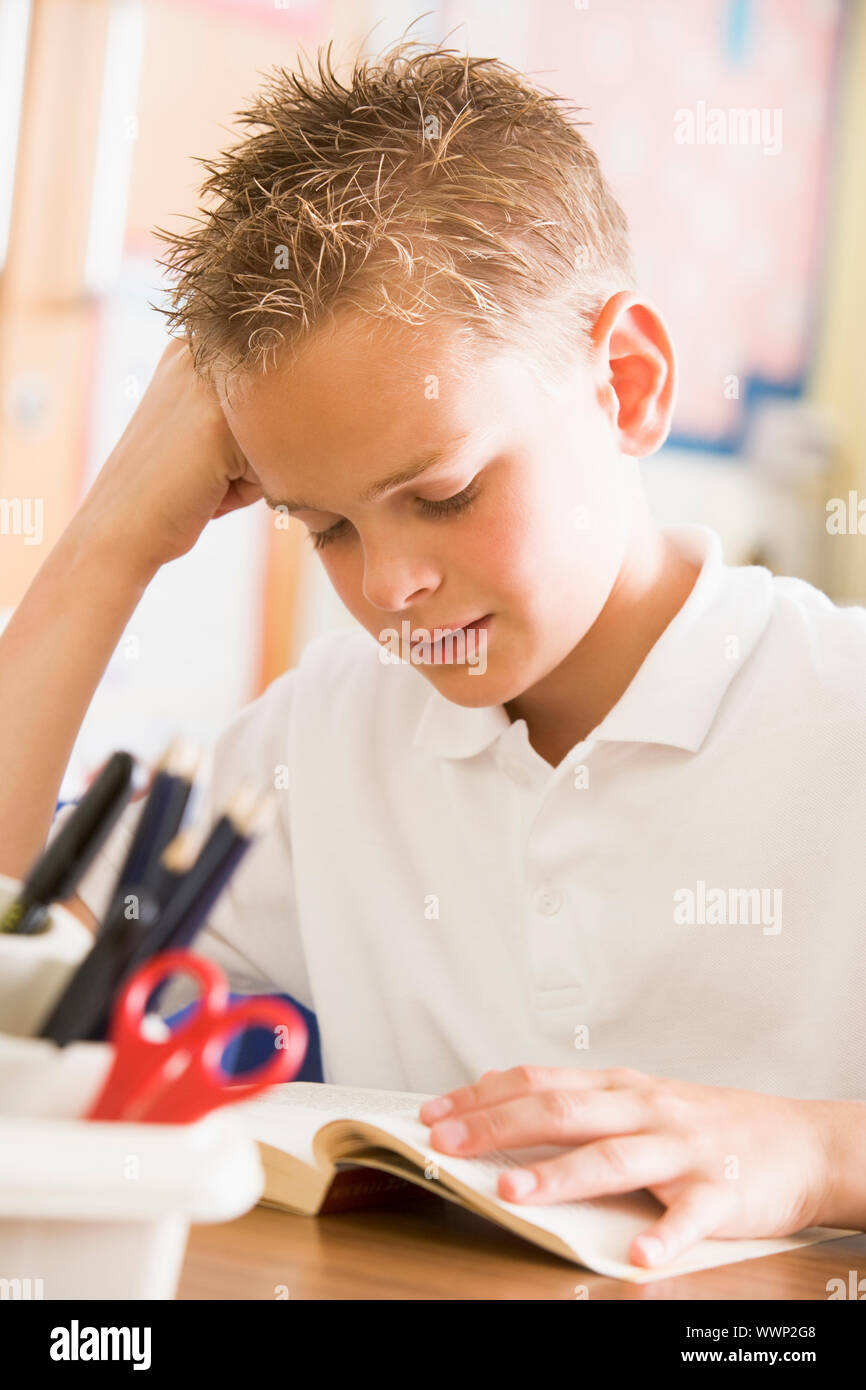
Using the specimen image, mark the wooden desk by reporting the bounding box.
[178,1190,866,1300]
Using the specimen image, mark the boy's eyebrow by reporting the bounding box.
[263,432,475,512]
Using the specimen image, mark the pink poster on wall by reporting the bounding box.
[447,0,846,451]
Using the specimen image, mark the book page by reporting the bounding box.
[235,1083,855,1282]
[234,1082,436,1169]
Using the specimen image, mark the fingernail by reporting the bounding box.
[420,1096,453,1122]
[505,1169,538,1199]
[431,1119,467,1149]
[636,1236,665,1265]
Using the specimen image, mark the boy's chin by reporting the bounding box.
[416,660,523,710]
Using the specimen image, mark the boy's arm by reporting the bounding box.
[0,521,155,880]
[0,337,261,881]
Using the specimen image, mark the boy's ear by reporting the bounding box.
[590,291,677,458]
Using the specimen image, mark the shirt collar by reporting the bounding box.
[411,524,775,762]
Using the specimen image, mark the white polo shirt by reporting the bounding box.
[66,523,866,1101]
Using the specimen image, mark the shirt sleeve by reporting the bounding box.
[50,667,312,1016]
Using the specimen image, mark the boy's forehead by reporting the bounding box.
[226,311,476,408]
[220,314,536,474]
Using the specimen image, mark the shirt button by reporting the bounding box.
[533,885,563,916]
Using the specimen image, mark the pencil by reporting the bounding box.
[87,786,276,1038]
[99,739,199,933]
[0,751,135,935]
[38,786,273,1045]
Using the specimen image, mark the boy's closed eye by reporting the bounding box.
[306,475,483,551]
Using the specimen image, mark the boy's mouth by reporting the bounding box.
[414,614,493,650]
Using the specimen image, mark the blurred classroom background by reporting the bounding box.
[0,0,864,795]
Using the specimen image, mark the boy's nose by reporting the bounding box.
[361,548,439,614]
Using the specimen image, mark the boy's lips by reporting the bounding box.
[413,614,493,646]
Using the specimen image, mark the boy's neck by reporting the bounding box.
[504,511,702,769]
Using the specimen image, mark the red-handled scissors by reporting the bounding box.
[86,948,308,1123]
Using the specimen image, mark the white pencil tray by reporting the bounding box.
[0,874,266,1298]
[0,1108,265,1299]
[0,1028,264,1300]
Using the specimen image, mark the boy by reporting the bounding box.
[1,40,864,1271]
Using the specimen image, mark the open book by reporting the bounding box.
[235,1083,855,1284]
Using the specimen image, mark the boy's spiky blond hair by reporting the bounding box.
[153,37,635,392]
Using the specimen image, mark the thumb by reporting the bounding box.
[629,1182,725,1268]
